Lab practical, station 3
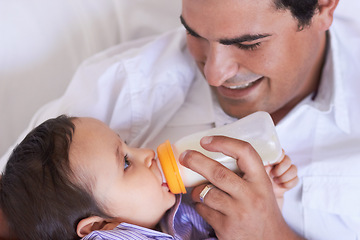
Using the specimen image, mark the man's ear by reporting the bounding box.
[315,0,339,30]
[76,216,107,237]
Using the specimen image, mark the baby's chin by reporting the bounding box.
[167,190,177,208]
[161,182,177,204]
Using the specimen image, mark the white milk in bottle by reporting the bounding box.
[156,111,283,194]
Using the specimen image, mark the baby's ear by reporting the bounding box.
[76,216,119,237]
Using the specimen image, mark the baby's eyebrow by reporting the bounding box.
[115,145,122,169]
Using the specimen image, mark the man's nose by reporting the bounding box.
[203,42,239,86]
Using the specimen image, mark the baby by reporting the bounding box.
[0,115,298,239]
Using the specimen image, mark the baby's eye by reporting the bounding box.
[124,154,130,170]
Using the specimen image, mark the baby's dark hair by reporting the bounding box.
[0,115,108,240]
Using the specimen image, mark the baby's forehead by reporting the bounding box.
[68,117,120,177]
[72,117,105,129]
[71,118,111,141]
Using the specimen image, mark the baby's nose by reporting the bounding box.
[143,149,156,168]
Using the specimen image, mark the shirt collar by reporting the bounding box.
[301,27,350,133]
[159,194,182,236]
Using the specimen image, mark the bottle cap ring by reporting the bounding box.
[157,140,186,194]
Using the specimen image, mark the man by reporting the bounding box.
[1,0,360,239]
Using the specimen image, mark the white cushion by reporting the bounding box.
[0,0,181,156]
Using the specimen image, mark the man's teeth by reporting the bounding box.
[227,81,255,89]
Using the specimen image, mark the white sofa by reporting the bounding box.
[0,0,358,158]
[0,0,181,157]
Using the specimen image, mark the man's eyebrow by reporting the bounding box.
[180,15,201,38]
[180,15,271,45]
[219,34,271,45]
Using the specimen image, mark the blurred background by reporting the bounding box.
[0,0,358,157]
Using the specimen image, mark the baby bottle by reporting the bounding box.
[156,111,283,194]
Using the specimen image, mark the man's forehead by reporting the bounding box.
[181,0,275,11]
[180,15,272,44]
[180,1,279,42]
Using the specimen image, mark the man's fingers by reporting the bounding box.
[180,148,246,198]
[179,135,272,198]
[191,183,232,213]
[194,202,225,235]
[199,135,268,183]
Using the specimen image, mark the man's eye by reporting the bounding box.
[124,154,130,170]
[236,42,261,51]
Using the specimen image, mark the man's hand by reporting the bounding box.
[179,136,304,240]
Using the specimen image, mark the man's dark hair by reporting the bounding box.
[0,115,108,240]
[275,0,319,30]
